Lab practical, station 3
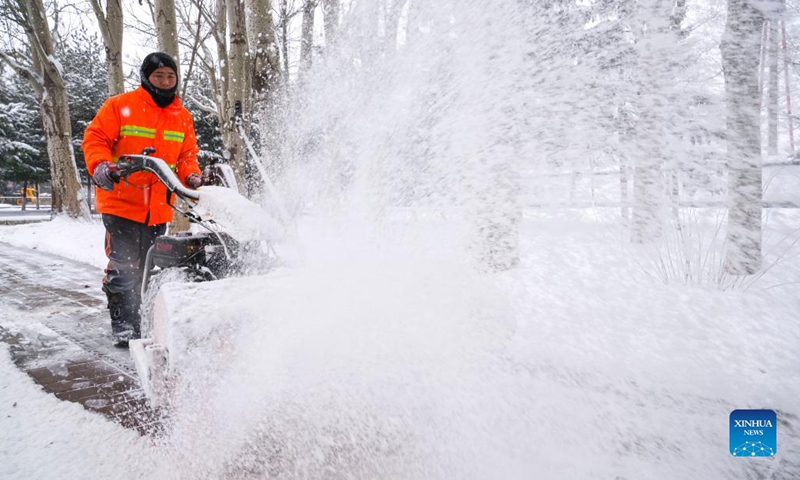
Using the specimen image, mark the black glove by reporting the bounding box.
[93,161,120,191]
[186,173,203,189]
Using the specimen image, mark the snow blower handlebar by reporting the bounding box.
[114,153,201,202]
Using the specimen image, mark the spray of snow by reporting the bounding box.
[194,185,284,243]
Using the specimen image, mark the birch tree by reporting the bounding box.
[178,0,282,190]
[154,0,181,76]
[152,0,184,230]
[88,0,124,96]
[225,0,250,187]
[0,0,89,218]
[721,0,766,274]
[247,0,280,100]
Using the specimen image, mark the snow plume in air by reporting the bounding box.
[194,186,283,243]
[161,3,539,475]
[275,0,535,271]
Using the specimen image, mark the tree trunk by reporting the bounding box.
[21,180,27,211]
[226,0,251,189]
[768,20,778,156]
[247,0,283,179]
[474,164,521,272]
[89,0,125,95]
[631,162,663,242]
[452,1,521,272]
[629,0,679,244]
[155,0,181,77]
[299,0,316,76]
[721,0,764,274]
[280,0,290,82]
[107,0,124,95]
[24,0,88,218]
[246,0,281,100]
[40,70,88,218]
[153,0,185,230]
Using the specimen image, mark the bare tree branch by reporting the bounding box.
[0,50,44,97]
[186,93,219,114]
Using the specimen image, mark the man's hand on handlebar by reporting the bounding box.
[186,173,203,189]
[113,148,158,182]
[99,148,201,201]
[93,161,121,191]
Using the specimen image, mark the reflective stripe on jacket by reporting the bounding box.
[82,86,201,226]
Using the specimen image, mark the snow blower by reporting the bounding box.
[113,150,283,407]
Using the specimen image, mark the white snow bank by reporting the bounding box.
[0,347,169,479]
[0,216,106,270]
[194,186,284,243]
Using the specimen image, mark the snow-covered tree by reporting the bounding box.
[0,0,89,218]
[0,73,46,184]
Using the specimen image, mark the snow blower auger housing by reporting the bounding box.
[112,150,253,408]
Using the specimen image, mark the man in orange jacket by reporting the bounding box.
[83,52,203,346]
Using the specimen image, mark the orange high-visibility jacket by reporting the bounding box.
[82,86,201,226]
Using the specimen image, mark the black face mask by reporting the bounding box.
[141,77,177,108]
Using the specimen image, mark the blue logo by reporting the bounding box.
[730,409,777,457]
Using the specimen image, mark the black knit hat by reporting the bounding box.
[140,52,178,79]
[140,52,178,107]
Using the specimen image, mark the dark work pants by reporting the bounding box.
[102,214,167,335]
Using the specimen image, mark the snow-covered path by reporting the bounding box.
[0,240,131,369]
[0,241,161,441]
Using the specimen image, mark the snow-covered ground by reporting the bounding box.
[0,347,171,478]
[0,216,106,269]
[1,208,798,478]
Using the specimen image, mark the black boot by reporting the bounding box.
[105,288,139,347]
